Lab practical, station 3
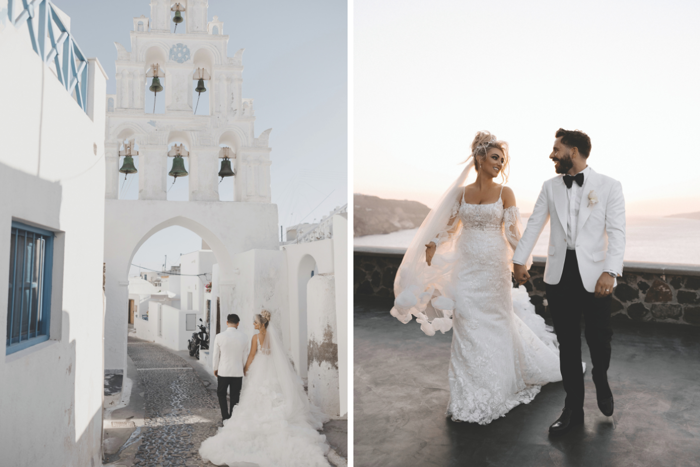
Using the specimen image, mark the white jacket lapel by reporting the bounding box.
[577,168,599,234]
[553,176,569,233]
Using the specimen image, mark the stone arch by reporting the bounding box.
[114,123,144,142]
[126,216,233,279]
[212,25,218,35]
[191,44,223,65]
[167,130,193,149]
[217,128,248,152]
[140,42,169,67]
[192,47,216,70]
[137,21,144,32]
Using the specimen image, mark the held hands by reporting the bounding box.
[243,365,248,376]
[214,370,218,377]
[595,273,615,298]
[513,264,530,285]
[425,242,436,266]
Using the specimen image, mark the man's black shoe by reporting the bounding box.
[548,408,584,436]
[598,396,614,416]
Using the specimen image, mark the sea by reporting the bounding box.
[354,216,700,266]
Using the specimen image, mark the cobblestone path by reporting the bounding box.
[127,338,219,467]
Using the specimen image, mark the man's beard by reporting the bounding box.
[554,156,573,174]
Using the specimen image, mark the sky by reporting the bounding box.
[52,0,347,275]
[354,0,700,217]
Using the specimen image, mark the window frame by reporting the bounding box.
[6,221,54,355]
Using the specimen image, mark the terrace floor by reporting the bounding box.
[354,296,700,467]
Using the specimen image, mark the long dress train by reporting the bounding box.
[199,327,331,466]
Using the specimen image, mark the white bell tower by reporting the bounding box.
[102,0,280,374]
[105,0,272,203]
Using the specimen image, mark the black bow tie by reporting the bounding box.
[563,173,584,189]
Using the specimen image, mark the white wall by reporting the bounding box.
[283,239,334,380]
[225,249,288,344]
[307,274,340,417]
[332,215,348,416]
[180,249,216,313]
[281,214,347,415]
[0,6,107,466]
[146,302,202,351]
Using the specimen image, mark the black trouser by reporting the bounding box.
[546,249,613,411]
[217,376,243,420]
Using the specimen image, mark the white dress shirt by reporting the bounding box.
[565,166,591,250]
[212,326,249,377]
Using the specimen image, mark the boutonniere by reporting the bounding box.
[588,190,598,207]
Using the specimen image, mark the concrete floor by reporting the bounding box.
[354,297,700,467]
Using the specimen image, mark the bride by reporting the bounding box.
[390,131,563,425]
[199,310,331,466]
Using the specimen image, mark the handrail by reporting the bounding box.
[7,0,89,114]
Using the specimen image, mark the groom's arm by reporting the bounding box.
[513,182,550,266]
[212,335,220,376]
[604,180,626,276]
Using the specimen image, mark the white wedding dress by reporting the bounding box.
[199,324,331,467]
[445,189,562,424]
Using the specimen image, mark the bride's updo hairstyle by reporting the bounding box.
[466,131,510,183]
[256,310,271,329]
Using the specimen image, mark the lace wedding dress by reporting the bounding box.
[444,188,562,424]
[199,324,331,467]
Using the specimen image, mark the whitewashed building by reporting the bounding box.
[103,0,280,376]
[0,1,107,465]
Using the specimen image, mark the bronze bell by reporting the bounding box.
[218,157,235,181]
[119,156,138,178]
[195,78,206,94]
[149,76,163,93]
[169,156,188,179]
[173,10,184,24]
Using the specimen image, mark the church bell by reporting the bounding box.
[169,156,189,180]
[119,156,138,178]
[149,76,163,94]
[173,10,184,24]
[195,78,207,94]
[218,157,235,182]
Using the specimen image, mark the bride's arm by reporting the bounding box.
[243,335,258,375]
[425,195,461,266]
[502,187,533,269]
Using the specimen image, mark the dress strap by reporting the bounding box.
[498,185,505,201]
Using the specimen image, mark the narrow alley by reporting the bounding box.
[105,337,219,466]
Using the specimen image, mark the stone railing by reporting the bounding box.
[354,246,700,326]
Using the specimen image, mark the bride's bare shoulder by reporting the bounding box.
[501,186,516,208]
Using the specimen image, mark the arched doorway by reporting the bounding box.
[105,215,234,374]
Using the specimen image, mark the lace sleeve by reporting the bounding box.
[431,198,461,247]
[504,206,533,268]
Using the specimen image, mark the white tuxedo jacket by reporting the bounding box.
[513,168,626,293]
[212,327,249,377]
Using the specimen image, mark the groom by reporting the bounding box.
[212,313,249,421]
[513,129,626,436]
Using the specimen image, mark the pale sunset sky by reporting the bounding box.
[354,0,700,216]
